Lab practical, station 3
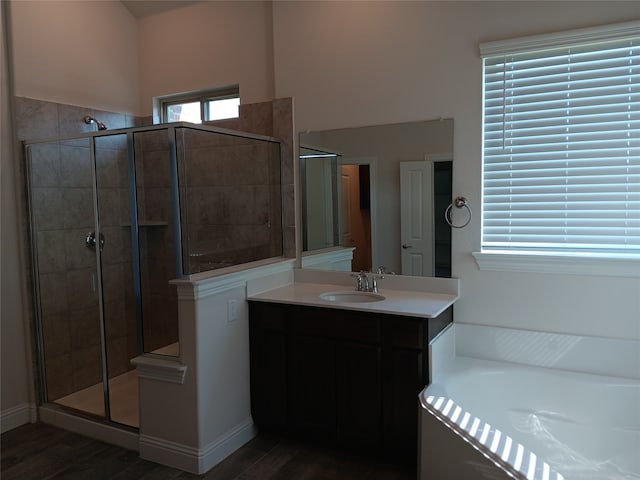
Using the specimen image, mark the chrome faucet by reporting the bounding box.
[351,271,383,293]
[352,271,369,292]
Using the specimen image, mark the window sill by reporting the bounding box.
[472,251,640,278]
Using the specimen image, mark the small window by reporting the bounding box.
[154,86,240,124]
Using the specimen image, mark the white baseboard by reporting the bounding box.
[1,402,37,433]
[139,417,256,474]
[39,405,139,451]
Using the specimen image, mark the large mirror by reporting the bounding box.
[300,118,453,277]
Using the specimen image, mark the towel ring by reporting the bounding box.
[445,196,472,229]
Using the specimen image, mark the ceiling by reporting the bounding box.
[121,1,202,18]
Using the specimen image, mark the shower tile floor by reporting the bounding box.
[54,369,139,427]
[53,342,180,428]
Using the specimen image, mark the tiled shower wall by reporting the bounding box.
[180,129,283,273]
[15,96,296,402]
[216,98,296,260]
[16,98,140,400]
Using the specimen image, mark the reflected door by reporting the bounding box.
[400,161,434,276]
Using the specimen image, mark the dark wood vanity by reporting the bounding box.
[248,300,453,462]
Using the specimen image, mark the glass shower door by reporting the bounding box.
[27,134,141,428]
[94,134,140,428]
[27,137,107,420]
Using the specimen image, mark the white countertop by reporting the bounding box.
[248,280,458,319]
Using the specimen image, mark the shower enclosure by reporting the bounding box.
[24,123,283,429]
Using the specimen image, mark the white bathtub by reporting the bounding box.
[420,324,640,480]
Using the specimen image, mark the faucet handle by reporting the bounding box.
[359,271,370,292]
[351,271,367,291]
[376,265,395,275]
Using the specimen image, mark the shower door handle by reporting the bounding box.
[85,231,105,251]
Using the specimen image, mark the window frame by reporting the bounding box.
[153,85,240,124]
[475,21,640,277]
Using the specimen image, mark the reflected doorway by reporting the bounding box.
[340,163,372,272]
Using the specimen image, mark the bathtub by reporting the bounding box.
[419,324,640,480]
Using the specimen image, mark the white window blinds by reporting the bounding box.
[481,28,640,255]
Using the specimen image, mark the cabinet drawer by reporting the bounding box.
[249,302,285,331]
[288,306,337,337]
[289,307,380,344]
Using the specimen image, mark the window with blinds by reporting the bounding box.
[481,26,639,256]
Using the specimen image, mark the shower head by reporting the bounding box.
[83,115,107,130]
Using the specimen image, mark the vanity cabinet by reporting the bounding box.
[249,301,453,462]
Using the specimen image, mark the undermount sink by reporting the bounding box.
[319,291,386,303]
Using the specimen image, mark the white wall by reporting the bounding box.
[10,0,139,114]
[273,1,640,340]
[137,1,275,116]
[1,1,32,432]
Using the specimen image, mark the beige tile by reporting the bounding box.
[36,230,67,274]
[187,186,225,225]
[107,337,130,378]
[32,188,65,230]
[142,186,172,221]
[239,101,273,136]
[104,300,127,340]
[27,143,61,187]
[102,263,125,304]
[69,306,101,349]
[95,147,124,188]
[134,129,167,153]
[63,187,94,229]
[65,228,96,270]
[94,131,127,150]
[66,268,98,310]
[59,145,92,187]
[38,272,68,317]
[71,345,102,391]
[223,185,255,225]
[44,353,74,401]
[57,103,95,139]
[41,314,71,357]
[14,96,59,141]
[100,226,125,264]
[140,149,171,187]
[97,188,123,227]
[94,109,128,131]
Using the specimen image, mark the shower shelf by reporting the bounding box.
[121,221,168,227]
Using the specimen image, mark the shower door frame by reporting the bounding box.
[23,131,142,429]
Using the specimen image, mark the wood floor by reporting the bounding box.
[1,423,416,480]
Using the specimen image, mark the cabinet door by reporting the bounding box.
[383,347,423,459]
[337,342,382,451]
[383,317,428,461]
[289,335,337,441]
[249,303,287,429]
